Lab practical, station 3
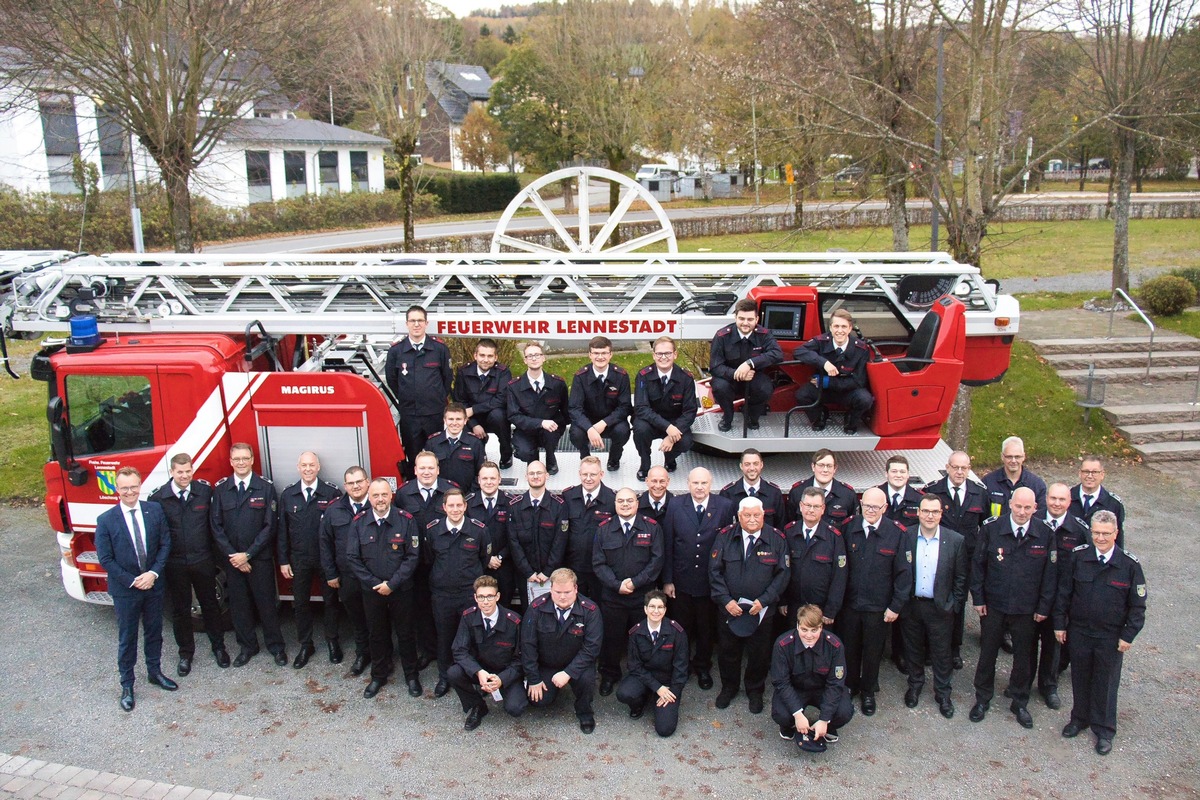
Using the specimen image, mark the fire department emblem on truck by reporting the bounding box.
[97,469,117,496]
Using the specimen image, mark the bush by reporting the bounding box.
[418,173,520,214]
[1167,267,1200,297]
[0,185,439,252]
[1138,275,1197,316]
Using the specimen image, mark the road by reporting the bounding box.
[204,191,1199,255]
[0,454,1196,800]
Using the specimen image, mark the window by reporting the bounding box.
[284,150,306,198]
[246,151,271,204]
[318,151,338,194]
[349,151,369,190]
[65,374,154,457]
[820,295,912,343]
[96,105,129,191]
[39,95,80,194]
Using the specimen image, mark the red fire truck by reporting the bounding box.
[0,169,1018,605]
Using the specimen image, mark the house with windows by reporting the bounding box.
[0,85,390,207]
[419,61,494,172]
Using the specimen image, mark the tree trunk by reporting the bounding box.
[162,168,195,253]
[944,384,973,452]
[399,153,415,250]
[561,177,576,215]
[886,167,910,251]
[1111,129,1135,294]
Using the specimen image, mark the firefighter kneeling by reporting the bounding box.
[770,604,854,752]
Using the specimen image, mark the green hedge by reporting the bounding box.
[0,185,439,252]
[416,173,521,214]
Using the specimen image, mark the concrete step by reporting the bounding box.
[1058,366,1199,385]
[1102,403,1200,426]
[1029,335,1197,355]
[1135,440,1200,463]
[1117,421,1200,445]
[1043,351,1200,370]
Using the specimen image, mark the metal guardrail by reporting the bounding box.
[1107,288,1155,383]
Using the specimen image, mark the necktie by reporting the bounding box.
[129,510,147,572]
[1049,519,1058,530]
[834,347,843,359]
[804,528,813,541]
[585,493,593,508]
[306,487,314,502]
[865,525,874,538]
[696,504,704,522]
[532,497,539,509]
[450,527,459,537]
[353,503,362,515]
[1016,526,1024,539]
[1083,495,1094,513]
[661,375,669,389]
[533,380,541,394]
[557,608,569,630]
[651,630,659,645]
[747,486,757,498]
[377,517,385,527]
[952,486,961,508]
[1099,553,1107,565]
[416,342,423,353]
[892,492,901,510]
[624,521,632,537]
[179,490,188,505]
[485,497,494,514]
[422,487,432,502]
[653,501,661,513]
[237,480,246,499]
[449,438,458,449]
[745,535,757,559]
[484,617,493,634]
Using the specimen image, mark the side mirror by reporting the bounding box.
[47,396,89,485]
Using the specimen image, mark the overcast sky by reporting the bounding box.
[441,0,509,18]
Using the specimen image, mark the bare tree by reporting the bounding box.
[344,0,455,248]
[1071,0,1199,293]
[0,0,332,252]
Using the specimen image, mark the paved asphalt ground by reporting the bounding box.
[1,450,1198,799]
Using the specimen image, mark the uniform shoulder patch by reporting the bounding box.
[574,366,589,376]
[765,479,781,490]
[790,480,806,490]
[427,519,440,529]
[716,325,731,337]
[628,623,640,635]
[896,523,907,532]
[842,482,855,491]
[547,373,562,382]
[195,478,211,486]
[530,594,549,608]
[550,494,565,505]
[505,610,521,624]
[612,364,628,375]
[983,515,999,525]
[469,518,486,529]
[853,339,869,350]
[825,632,842,648]
[397,509,414,519]
[462,606,477,617]
[721,480,737,491]
[1124,551,1139,563]
[581,598,598,611]
[322,479,338,489]
[778,632,795,647]
[1109,492,1124,504]
[681,368,695,379]
[670,620,684,632]
[508,377,521,386]
[215,477,229,486]
[638,365,654,377]
[426,431,440,440]
[509,495,523,506]
[1072,543,1089,552]
[643,516,659,526]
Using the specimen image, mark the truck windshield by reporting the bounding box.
[64,374,154,456]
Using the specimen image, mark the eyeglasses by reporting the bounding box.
[475,593,499,601]
[861,503,885,512]
[799,503,824,510]
[231,456,252,463]
[524,353,545,360]
[117,486,142,494]
[645,604,667,611]
[653,351,674,358]
[1002,454,1025,461]
[918,509,942,515]
[615,498,637,504]
[1079,469,1103,476]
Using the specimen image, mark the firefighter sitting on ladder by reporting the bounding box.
[794,308,874,434]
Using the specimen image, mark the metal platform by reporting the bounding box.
[482,428,953,495]
[691,410,884,452]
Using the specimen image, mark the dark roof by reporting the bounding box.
[222,118,390,147]
[425,61,493,125]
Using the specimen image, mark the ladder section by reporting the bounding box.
[2,251,1007,341]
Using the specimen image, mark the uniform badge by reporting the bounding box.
[837,555,847,568]
[401,362,408,376]
[561,520,570,532]
[487,543,493,555]
[906,551,913,563]
[1136,584,1146,597]
[411,537,419,549]
[392,544,399,550]
[996,548,1004,562]
[834,666,844,680]
[1050,550,1057,563]
[785,554,791,568]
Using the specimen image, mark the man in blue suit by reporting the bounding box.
[94,466,177,712]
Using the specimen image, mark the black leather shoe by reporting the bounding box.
[905,688,920,708]
[148,672,178,691]
[607,461,620,472]
[746,418,760,430]
[546,461,559,475]
[843,420,858,434]
[969,702,988,722]
[1095,738,1112,755]
[273,651,289,667]
[697,671,714,690]
[464,704,488,731]
[214,648,231,669]
[1012,705,1034,729]
[938,697,955,719]
[579,716,595,734]
[953,654,964,670]
[715,688,736,709]
[637,468,648,481]
[232,649,257,668]
[1062,721,1084,738]
[364,679,386,699]
[293,643,316,669]
[599,678,615,696]
[629,704,645,720]
[748,693,764,714]
[717,416,733,432]
[812,413,828,432]
[861,692,876,716]
[499,458,513,470]
[407,678,423,697]
[328,640,344,664]
[350,654,370,676]
[177,657,192,677]
[1043,691,1062,710]
[664,458,677,473]
[434,678,450,697]
[120,687,135,712]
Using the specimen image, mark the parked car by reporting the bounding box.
[635,164,679,181]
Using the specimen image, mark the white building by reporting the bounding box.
[0,88,390,207]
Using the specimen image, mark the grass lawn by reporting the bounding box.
[1146,310,1200,338]
[0,339,50,502]
[660,219,1200,281]
[965,340,1134,472]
